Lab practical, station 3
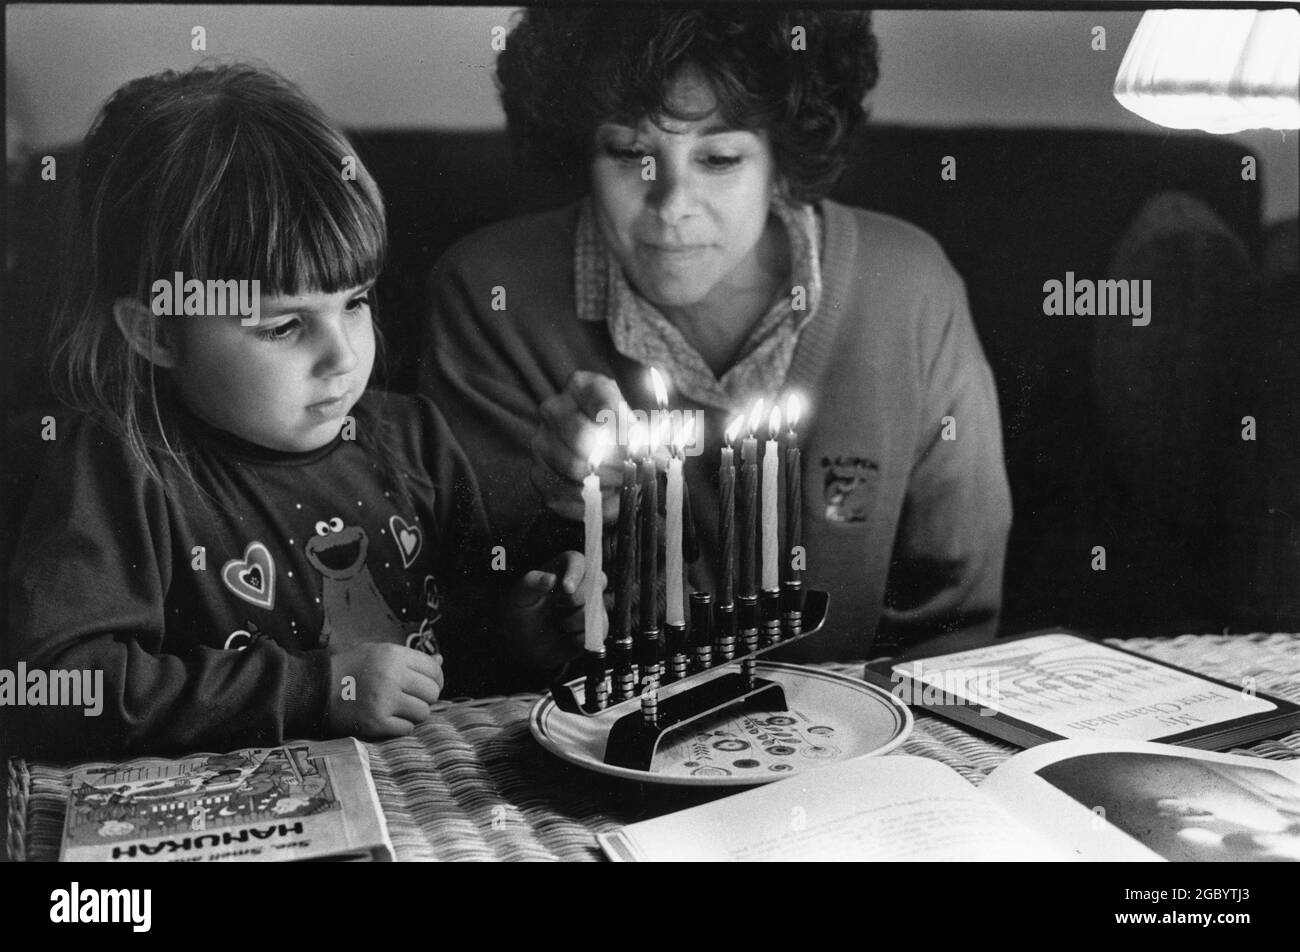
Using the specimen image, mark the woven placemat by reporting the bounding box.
[10,633,1300,861]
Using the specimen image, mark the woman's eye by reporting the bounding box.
[701,154,743,171]
[603,143,646,163]
[256,319,300,342]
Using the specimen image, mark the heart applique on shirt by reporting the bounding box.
[389,515,422,568]
[221,542,276,610]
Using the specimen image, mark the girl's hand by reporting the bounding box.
[504,551,605,672]
[325,643,443,740]
[530,371,626,523]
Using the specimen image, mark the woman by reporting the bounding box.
[421,8,1011,661]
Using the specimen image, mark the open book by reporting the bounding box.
[599,740,1300,861]
[862,631,1300,750]
[60,737,393,862]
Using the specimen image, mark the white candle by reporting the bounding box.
[762,406,782,592]
[666,437,684,627]
[583,434,608,651]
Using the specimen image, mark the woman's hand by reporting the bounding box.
[503,551,605,673]
[531,370,626,523]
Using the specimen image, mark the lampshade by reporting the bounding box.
[1114,9,1300,134]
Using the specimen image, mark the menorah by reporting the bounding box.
[551,370,816,771]
[551,587,827,771]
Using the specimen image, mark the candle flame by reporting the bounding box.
[674,415,697,454]
[725,416,745,444]
[785,394,802,431]
[588,429,609,471]
[747,398,766,435]
[627,422,646,456]
[648,414,669,452]
[649,367,669,407]
[769,406,782,438]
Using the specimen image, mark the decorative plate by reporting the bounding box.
[530,661,913,786]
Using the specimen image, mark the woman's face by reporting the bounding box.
[590,66,779,312]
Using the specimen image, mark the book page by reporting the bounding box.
[599,755,1068,861]
[983,739,1300,862]
[891,633,1274,740]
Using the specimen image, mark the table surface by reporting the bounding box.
[10,633,1300,861]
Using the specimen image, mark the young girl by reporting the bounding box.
[7,64,592,759]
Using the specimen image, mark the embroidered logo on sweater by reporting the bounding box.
[405,575,443,654]
[821,456,880,524]
[388,514,422,568]
[305,516,411,650]
[221,542,276,610]
[224,622,270,651]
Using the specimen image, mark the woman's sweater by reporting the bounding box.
[421,200,1012,660]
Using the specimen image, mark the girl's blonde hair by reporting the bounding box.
[51,63,388,490]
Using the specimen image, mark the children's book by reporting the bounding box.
[60,737,393,862]
[598,739,1300,861]
[861,630,1300,750]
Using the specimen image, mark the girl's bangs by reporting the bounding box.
[146,116,386,299]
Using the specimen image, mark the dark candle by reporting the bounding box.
[784,398,803,585]
[784,443,802,584]
[681,476,698,565]
[613,452,641,641]
[680,415,699,564]
[719,419,740,608]
[638,448,659,633]
[738,402,761,599]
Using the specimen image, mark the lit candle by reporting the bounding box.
[784,395,803,586]
[583,432,608,651]
[612,424,644,643]
[738,400,763,599]
[666,425,685,627]
[762,406,781,592]
[719,416,743,610]
[648,368,683,630]
[649,367,670,443]
[638,419,660,634]
[680,415,699,563]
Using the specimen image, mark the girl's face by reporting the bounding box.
[590,66,779,313]
[169,284,375,452]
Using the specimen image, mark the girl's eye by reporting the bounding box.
[256,319,300,342]
[345,291,373,314]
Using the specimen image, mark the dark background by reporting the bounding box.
[6,123,1299,640]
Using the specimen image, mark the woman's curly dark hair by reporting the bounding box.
[497,7,880,204]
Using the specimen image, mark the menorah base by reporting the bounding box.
[550,589,826,722]
[603,674,789,772]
